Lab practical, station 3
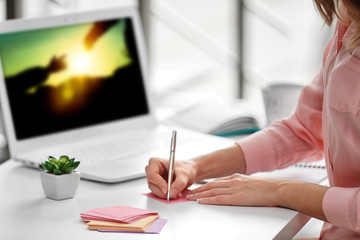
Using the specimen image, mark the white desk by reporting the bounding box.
[0,160,311,240]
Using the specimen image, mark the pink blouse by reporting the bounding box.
[237,18,360,239]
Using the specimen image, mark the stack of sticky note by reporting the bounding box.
[80,206,167,234]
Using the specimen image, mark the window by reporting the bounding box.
[148,0,239,99]
[242,0,332,100]
[147,0,331,103]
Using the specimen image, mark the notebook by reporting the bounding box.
[0,7,233,182]
[251,159,328,184]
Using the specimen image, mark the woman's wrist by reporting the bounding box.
[188,144,246,183]
[275,180,329,220]
[188,157,203,183]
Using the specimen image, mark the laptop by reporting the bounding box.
[0,6,233,183]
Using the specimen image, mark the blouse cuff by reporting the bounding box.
[323,187,356,229]
[236,130,275,175]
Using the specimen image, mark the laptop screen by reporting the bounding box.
[0,17,149,140]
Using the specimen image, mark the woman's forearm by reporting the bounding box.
[190,144,246,182]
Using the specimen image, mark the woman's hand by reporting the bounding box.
[145,144,247,200]
[145,157,197,199]
[186,173,281,207]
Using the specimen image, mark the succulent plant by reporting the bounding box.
[41,155,80,175]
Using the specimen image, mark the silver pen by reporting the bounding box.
[167,130,177,202]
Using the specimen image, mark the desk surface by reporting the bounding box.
[0,160,310,240]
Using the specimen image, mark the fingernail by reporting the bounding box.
[186,194,193,199]
[170,189,177,198]
[162,186,167,195]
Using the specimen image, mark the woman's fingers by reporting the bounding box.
[145,158,169,197]
[186,180,233,200]
[147,182,167,198]
[196,195,235,205]
[168,176,186,199]
[169,163,195,199]
[190,177,241,194]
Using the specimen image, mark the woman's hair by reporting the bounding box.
[314,0,360,47]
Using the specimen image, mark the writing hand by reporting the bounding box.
[145,157,196,200]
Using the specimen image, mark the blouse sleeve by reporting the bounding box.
[235,18,342,174]
[236,32,336,175]
[237,71,325,174]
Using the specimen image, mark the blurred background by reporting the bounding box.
[2,0,333,101]
[0,0,334,159]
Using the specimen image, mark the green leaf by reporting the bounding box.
[43,162,55,172]
[48,156,56,161]
[53,168,62,175]
[62,161,71,170]
[69,158,75,165]
[58,162,66,171]
[46,162,56,171]
[72,161,80,170]
[59,155,69,162]
[63,167,74,173]
[50,159,58,167]
[41,162,49,171]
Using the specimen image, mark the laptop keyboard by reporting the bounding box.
[38,134,171,166]
[79,136,170,165]
[27,129,205,166]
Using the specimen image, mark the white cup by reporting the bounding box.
[262,82,304,125]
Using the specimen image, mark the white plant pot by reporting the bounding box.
[40,171,80,200]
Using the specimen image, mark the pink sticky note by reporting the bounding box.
[82,206,158,223]
[81,214,120,222]
[143,189,192,204]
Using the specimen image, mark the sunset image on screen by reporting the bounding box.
[1,19,132,115]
